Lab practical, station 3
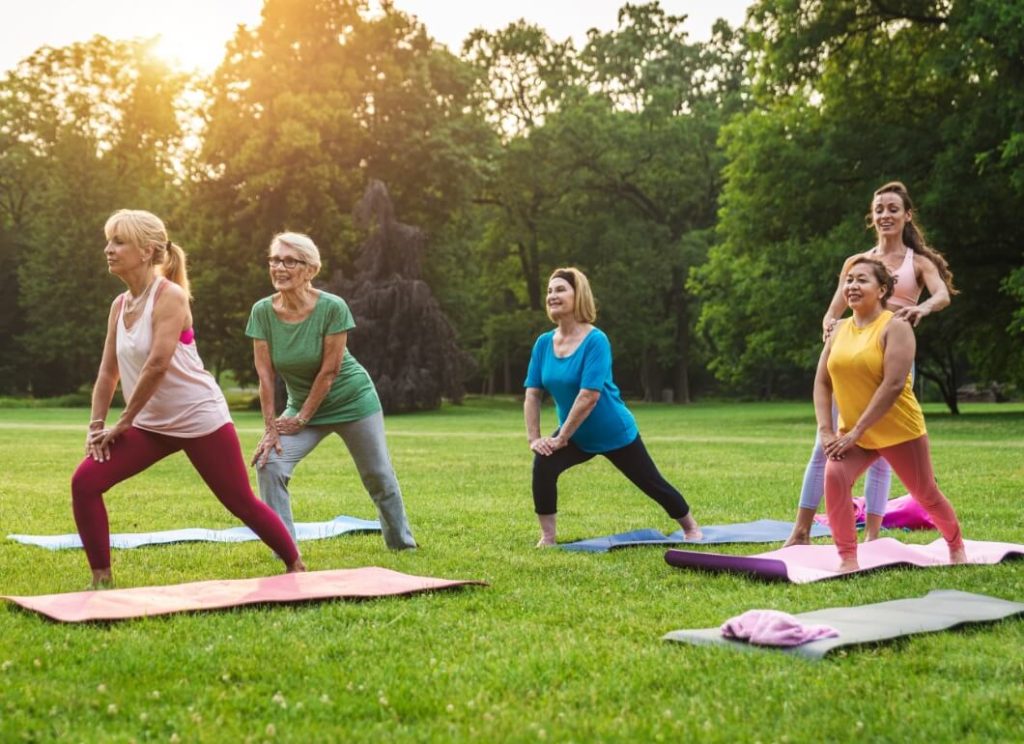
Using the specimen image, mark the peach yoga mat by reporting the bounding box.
[2,567,486,622]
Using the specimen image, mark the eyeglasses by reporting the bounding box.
[268,256,308,269]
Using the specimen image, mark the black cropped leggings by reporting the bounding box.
[532,434,690,518]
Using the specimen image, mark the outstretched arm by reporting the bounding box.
[813,329,839,453]
[85,299,123,460]
[821,254,861,341]
[892,255,950,326]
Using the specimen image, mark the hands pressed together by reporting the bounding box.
[821,428,860,461]
[85,419,131,462]
[251,416,306,468]
[529,434,567,457]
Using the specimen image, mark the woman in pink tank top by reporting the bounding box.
[71,209,305,589]
[786,182,958,548]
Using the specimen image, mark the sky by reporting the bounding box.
[0,0,753,75]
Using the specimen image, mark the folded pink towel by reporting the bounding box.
[721,609,840,647]
[813,494,936,530]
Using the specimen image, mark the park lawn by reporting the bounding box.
[0,398,1022,742]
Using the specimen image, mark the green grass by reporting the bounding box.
[1,398,1022,742]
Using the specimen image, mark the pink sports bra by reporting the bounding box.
[885,249,921,309]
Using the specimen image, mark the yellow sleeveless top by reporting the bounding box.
[827,310,925,449]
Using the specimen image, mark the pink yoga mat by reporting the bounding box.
[664,538,1024,584]
[813,494,935,530]
[1,567,486,623]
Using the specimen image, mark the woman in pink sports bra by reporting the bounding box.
[785,182,958,547]
[71,209,305,589]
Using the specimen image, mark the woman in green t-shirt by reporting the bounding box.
[246,232,416,550]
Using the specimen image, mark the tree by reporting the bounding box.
[186,0,493,385]
[694,0,1024,406]
[0,37,187,395]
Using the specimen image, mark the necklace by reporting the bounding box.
[124,278,156,315]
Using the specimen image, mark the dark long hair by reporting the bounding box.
[867,181,958,295]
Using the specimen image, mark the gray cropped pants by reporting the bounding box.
[255,411,416,550]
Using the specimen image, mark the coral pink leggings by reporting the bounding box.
[71,423,299,570]
[825,434,963,560]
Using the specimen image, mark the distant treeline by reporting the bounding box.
[1,0,1021,411]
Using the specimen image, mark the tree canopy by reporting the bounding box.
[1,0,1020,409]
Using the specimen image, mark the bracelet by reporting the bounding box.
[89,419,105,428]
[296,416,309,427]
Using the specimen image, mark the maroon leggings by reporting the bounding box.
[71,423,299,570]
[824,434,963,560]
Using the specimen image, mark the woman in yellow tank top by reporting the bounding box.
[816,257,966,572]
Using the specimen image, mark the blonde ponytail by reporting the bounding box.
[160,241,191,298]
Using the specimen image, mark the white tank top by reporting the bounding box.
[115,277,231,437]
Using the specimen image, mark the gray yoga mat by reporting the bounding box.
[663,589,1024,660]
[559,519,831,553]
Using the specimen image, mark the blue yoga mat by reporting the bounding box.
[7,515,381,551]
[559,519,832,553]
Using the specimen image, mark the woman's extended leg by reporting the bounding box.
[71,427,177,585]
[254,426,327,541]
[602,435,701,539]
[531,439,594,546]
[186,423,303,570]
[878,436,965,563]
[336,412,416,550]
[824,446,880,572]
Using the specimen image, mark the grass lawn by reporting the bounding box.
[1,398,1022,742]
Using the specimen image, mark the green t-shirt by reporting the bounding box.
[245,292,380,424]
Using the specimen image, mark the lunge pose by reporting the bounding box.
[523,267,700,547]
[248,233,416,550]
[73,210,304,589]
[816,257,964,571]
[787,181,956,545]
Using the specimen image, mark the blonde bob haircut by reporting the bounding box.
[270,231,322,274]
[104,209,190,298]
[548,267,597,323]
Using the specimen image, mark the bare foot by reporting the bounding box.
[535,537,557,548]
[783,530,810,548]
[785,507,817,547]
[677,513,703,541]
[837,558,860,573]
[949,547,968,565]
[87,569,114,590]
[286,558,307,573]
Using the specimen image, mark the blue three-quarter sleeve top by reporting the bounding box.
[523,328,638,453]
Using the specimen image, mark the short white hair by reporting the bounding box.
[270,232,321,270]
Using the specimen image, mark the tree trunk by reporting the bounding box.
[672,276,692,404]
[920,347,961,415]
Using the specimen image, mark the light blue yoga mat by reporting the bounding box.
[7,515,381,551]
[559,519,832,553]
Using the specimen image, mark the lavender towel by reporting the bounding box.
[721,609,840,647]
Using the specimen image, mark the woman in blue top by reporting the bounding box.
[523,267,702,546]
